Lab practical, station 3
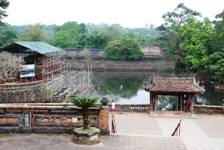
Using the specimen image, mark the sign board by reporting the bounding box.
[20,64,35,78]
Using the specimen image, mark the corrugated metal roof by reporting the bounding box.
[14,42,63,54]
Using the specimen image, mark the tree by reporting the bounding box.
[24,23,49,41]
[105,38,143,61]
[156,3,201,76]
[0,0,9,26]
[0,25,17,46]
[70,96,99,130]
[0,51,24,84]
[175,18,215,69]
[79,48,91,60]
[211,10,224,54]
[206,48,224,85]
[52,21,82,48]
[160,3,201,27]
[204,10,224,84]
[89,26,122,49]
[51,30,78,48]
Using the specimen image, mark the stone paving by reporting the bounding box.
[0,112,224,150]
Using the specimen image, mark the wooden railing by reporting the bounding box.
[171,119,182,136]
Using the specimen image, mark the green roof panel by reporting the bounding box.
[14,42,63,54]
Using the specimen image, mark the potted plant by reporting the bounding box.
[70,96,101,144]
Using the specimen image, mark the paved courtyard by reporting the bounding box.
[0,112,224,150]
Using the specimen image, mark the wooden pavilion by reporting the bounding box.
[144,77,205,114]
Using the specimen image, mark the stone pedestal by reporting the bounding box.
[100,106,110,135]
[73,127,100,142]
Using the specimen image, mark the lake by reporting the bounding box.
[92,71,224,107]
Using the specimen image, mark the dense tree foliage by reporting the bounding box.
[156,3,202,76]
[105,38,143,61]
[0,0,9,25]
[51,21,82,48]
[24,23,49,42]
[156,3,224,84]
[0,25,17,46]
[205,10,224,84]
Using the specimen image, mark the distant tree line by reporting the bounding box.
[1,1,224,84]
[0,22,160,48]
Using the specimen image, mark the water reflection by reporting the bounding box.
[158,95,178,110]
[195,86,224,106]
[92,71,224,106]
[93,78,144,103]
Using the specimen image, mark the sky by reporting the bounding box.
[2,0,224,28]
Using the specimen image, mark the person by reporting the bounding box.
[111,100,115,113]
[172,103,176,110]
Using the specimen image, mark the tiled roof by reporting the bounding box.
[147,77,205,94]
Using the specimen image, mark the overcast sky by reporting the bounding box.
[3,0,224,28]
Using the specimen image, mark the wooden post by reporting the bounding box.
[191,94,195,114]
[154,93,158,112]
[178,95,181,110]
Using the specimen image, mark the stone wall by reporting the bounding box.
[0,81,46,103]
[0,103,109,134]
[194,105,224,114]
[67,60,173,72]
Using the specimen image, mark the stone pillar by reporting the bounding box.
[99,106,110,135]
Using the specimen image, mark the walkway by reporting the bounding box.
[0,112,224,150]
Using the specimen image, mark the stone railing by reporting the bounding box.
[0,103,109,134]
[194,105,224,114]
[108,103,150,112]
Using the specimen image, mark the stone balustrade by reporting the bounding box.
[108,103,150,112]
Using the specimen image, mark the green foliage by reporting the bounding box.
[24,23,49,41]
[43,86,50,97]
[70,96,100,129]
[105,38,143,61]
[156,3,212,76]
[52,30,78,48]
[206,48,224,85]
[0,0,9,26]
[51,21,84,48]
[160,3,201,26]
[88,26,122,49]
[0,25,17,46]
[176,18,215,69]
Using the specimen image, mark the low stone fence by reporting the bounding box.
[194,105,224,114]
[0,103,109,134]
[0,81,45,103]
[108,103,150,112]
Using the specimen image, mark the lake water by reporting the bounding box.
[92,71,224,107]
